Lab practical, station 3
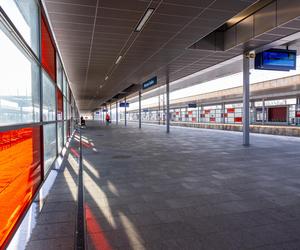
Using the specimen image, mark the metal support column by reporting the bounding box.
[166,73,170,133]
[110,103,112,120]
[116,101,118,125]
[124,97,127,126]
[158,95,161,125]
[243,53,250,146]
[296,97,300,125]
[221,103,225,124]
[139,91,142,129]
[262,98,265,125]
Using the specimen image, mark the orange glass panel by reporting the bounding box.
[0,127,42,249]
[41,14,56,82]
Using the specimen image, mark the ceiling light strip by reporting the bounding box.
[115,55,122,64]
[135,8,154,32]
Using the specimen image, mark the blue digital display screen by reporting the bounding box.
[255,49,297,71]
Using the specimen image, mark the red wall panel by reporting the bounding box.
[234,117,242,123]
[41,14,56,82]
[0,127,42,249]
[57,88,63,120]
[268,107,287,122]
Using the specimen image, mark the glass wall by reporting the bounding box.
[0,3,78,248]
[43,123,56,176]
[0,24,40,126]
[0,0,40,56]
[57,121,63,154]
[0,126,41,248]
[42,71,56,121]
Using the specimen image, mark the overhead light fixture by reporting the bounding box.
[115,55,122,64]
[135,8,154,32]
[105,76,109,81]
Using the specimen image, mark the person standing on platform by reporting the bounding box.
[105,113,111,126]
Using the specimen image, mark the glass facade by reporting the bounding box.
[0,126,41,247]
[0,24,40,126]
[57,121,63,154]
[0,0,40,56]
[0,3,78,248]
[42,71,56,121]
[43,123,56,176]
[57,88,63,120]
[41,14,56,82]
[56,55,63,91]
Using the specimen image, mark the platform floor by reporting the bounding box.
[28,121,300,249]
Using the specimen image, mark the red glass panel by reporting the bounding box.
[57,88,63,120]
[0,127,42,249]
[234,117,242,123]
[67,120,70,138]
[210,117,216,122]
[227,108,235,113]
[41,14,56,82]
[268,107,287,122]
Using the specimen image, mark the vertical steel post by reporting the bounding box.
[222,103,225,124]
[139,90,142,129]
[158,95,161,125]
[125,97,127,126]
[110,103,112,121]
[166,73,170,133]
[116,101,118,125]
[262,98,265,125]
[243,53,250,146]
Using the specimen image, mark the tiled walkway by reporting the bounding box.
[24,134,80,250]
[82,122,300,250]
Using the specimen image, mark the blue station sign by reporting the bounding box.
[142,76,157,90]
[119,102,129,108]
[188,103,197,108]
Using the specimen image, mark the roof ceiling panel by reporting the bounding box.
[43,0,300,111]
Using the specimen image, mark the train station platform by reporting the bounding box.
[23,121,300,250]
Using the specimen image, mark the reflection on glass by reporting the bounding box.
[64,121,67,144]
[0,0,39,56]
[57,121,63,154]
[43,123,56,176]
[0,25,40,125]
[64,97,67,120]
[56,55,63,91]
[63,72,68,97]
[42,71,56,121]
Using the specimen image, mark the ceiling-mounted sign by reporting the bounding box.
[119,102,129,108]
[142,76,157,90]
[255,49,297,71]
[188,103,197,108]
